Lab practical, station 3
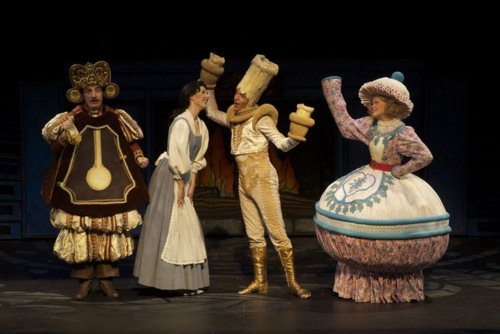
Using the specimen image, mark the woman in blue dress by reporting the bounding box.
[134,80,210,295]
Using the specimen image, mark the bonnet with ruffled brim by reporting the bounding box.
[358,72,414,119]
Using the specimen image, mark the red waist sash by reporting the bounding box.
[369,160,395,172]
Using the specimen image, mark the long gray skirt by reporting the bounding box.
[133,158,209,290]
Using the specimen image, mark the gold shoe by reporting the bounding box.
[277,248,311,299]
[238,246,269,294]
[74,279,92,300]
[98,278,120,298]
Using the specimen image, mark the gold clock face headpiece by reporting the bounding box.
[66,61,120,104]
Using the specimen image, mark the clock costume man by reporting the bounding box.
[41,61,149,299]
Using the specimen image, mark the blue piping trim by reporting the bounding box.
[315,202,450,225]
[322,76,342,82]
[314,216,451,240]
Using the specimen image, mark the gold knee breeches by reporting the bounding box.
[235,152,291,250]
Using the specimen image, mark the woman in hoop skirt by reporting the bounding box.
[315,73,450,303]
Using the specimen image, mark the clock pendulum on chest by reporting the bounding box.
[85,129,112,191]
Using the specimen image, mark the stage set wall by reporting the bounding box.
[1,59,473,239]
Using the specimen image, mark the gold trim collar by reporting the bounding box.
[226,104,278,130]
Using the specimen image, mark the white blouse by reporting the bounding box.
[155,110,209,179]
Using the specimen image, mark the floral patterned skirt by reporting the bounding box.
[316,225,449,303]
[315,166,450,303]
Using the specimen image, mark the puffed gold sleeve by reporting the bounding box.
[41,112,71,143]
[116,109,145,142]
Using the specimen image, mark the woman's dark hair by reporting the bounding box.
[179,80,206,108]
[168,80,207,123]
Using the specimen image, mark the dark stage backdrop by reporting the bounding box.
[3,58,471,239]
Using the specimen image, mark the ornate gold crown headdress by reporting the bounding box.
[66,61,120,104]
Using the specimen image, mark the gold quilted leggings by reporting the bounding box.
[235,152,292,250]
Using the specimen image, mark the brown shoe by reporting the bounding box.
[74,279,92,300]
[98,278,120,298]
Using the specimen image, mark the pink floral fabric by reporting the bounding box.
[321,77,433,178]
[316,225,449,303]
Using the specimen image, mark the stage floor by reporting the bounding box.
[1,235,500,333]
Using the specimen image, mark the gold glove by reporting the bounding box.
[65,123,81,145]
[288,104,315,142]
[200,52,225,88]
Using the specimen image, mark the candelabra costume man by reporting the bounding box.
[41,61,149,299]
[202,53,313,298]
